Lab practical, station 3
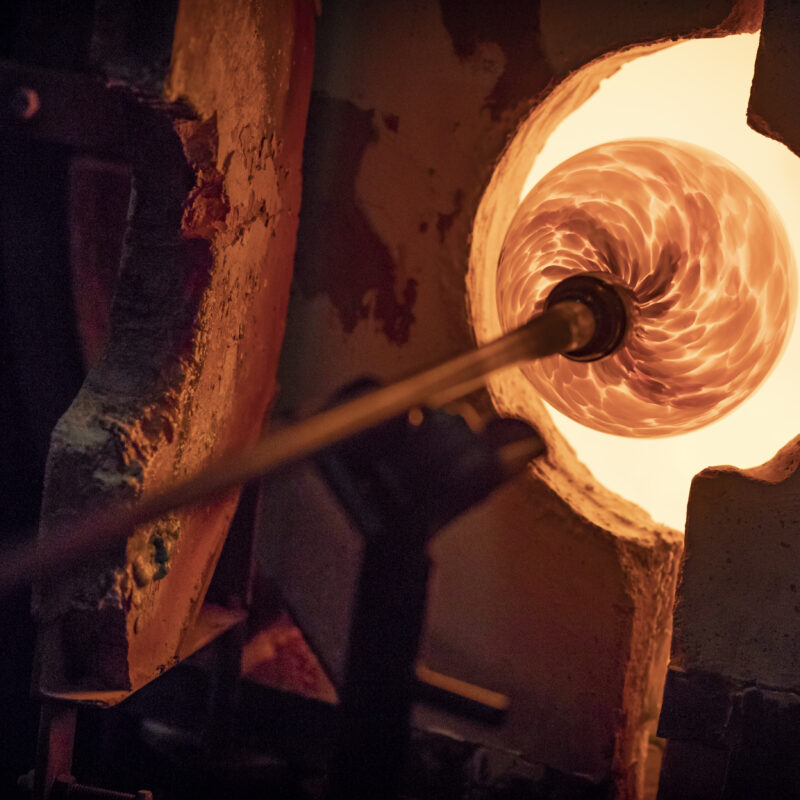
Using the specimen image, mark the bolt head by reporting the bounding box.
[9,87,40,121]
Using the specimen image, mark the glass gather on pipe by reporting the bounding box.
[496,138,797,437]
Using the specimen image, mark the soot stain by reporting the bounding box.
[437,189,464,243]
[294,92,416,344]
[439,0,552,119]
[383,112,400,132]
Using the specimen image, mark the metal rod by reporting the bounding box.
[0,301,594,597]
[32,702,77,800]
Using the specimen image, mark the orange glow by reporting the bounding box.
[498,138,796,436]
[475,33,800,529]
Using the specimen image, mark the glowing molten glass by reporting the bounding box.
[497,138,797,437]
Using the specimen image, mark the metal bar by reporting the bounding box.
[51,775,153,799]
[32,701,77,800]
[0,301,594,597]
[414,663,510,724]
[325,535,430,800]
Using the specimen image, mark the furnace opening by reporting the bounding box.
[470,33,800,530]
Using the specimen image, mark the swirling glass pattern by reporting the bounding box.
[497,138,797,436]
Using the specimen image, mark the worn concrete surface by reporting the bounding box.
[35,0,314,694]
[749,0,800,156]
[672,434,800,689]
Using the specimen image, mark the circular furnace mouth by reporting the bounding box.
[469,33,800,530]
